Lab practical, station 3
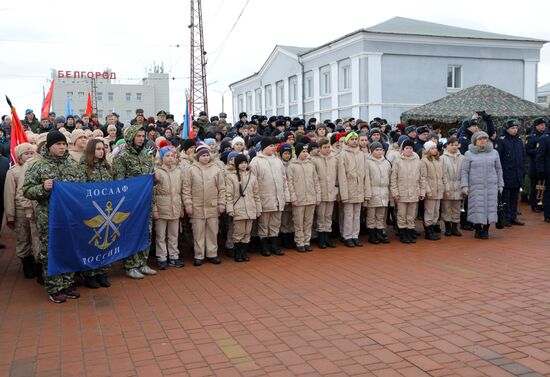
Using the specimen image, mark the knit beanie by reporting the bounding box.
[261,137,275,151]
[400,139,415,151]
[345,131,358,144]
[204,138,216,146]
[159,146,172,160]
[46,130,67,149]
[227,151,240,163]
[295,143,309,157]
[231,136,245,148]
[369,141,383,152]
[234,154,249,169]
[70,129,86,144]
[423,141,437,152]
[181,139,196,152]
[278,143,292,155]
[369,128,380,138]
[397,135,410,147]
[195,144,210,160]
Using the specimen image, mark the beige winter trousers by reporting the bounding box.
[423,199,441,226]
[292,205,315,247]
[315,201,334,232]
[15,209,39,259]
[155,219,180,261]
[233,219,254,243]
[257,211,282,238]
[397,202,418,229]
[441,200,461,222]
[366,207,386,229]
[191,217,219,260]
[342,203,361,240]
[280,207,294,233]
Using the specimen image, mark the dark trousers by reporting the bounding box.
[544,176,550,219]
[503,187,520,221]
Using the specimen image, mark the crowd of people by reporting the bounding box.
[1,107,549,304]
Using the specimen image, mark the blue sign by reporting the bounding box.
[47,175,153,276]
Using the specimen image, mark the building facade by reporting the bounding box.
[537,83,550,108]
[51,67,170,122]
[230,17,547,124]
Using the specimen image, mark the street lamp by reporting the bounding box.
[212,88,231,113]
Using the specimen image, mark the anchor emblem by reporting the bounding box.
[83,198,130,250]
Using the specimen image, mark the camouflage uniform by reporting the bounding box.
[81,159,113,277]
[22,146,85,294]
[112,125,154,270]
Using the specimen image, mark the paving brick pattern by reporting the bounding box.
[1,205,550,376]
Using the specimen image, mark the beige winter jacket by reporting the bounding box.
[249,153,290,212]
[183,161,225,219]
[441,150,464,200]
[337,145,371,204]
[154,164,185,220]
[69,149,84,163]
[179,154,194,173]
[390,153,425,203]
[287,158,321,206]
[4,165,24,221]
[386,144,401,165]
[225,169,261,220]
[366,155,391,208]
[420,156,447,200]
[313,153,338,202]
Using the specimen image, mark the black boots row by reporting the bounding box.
[367,229,390,244]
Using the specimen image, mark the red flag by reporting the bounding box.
[85,91,93,116]
[41,80,55,119]
[6,96,30,165]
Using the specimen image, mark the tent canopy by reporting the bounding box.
[401,84,550,127]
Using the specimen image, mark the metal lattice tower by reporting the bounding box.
[189,0,208,116]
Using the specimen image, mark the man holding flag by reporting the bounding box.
[23,131,85,303]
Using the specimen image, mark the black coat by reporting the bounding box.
[525,130,545,177]
[495,133,526,188]
[536,132,550,177]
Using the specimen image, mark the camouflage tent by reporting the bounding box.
[401,84,550,128]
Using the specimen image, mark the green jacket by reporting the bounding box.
[81,159,113,182]
[112,125,154,180]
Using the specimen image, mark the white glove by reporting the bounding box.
[498,187,503,194]
[461,187,469,196]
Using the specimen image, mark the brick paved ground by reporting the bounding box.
[1,204,550,377]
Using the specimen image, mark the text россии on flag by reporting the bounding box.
[47,175,153,276]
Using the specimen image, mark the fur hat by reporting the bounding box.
[234,154,249,169]
[70,129,86,144]
[14,143,35,159]
[471,131,489,145]
[400,138,415,151]
[46,130,67,149]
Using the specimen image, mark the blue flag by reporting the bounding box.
[65,94,72,117]
[47,175,153,276]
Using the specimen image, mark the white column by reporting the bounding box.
[312,67,320,119]
[232,94,237,123]
[297,74,303,117]
[367,52,383,119]
[350,54,362,118]
[250,91,255,115]
[330,62,339,120]
[261,85,266,115]
[284,77,290,116]
[524,60,537,102]
[271,81,277,116]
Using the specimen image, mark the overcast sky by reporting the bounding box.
[1,0,549,122]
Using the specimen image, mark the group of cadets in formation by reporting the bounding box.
[1,107,549,303]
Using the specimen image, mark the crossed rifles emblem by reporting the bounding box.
[83,197,130,250]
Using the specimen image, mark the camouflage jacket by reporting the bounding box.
[112,125,154,180]
[81,159,113,182]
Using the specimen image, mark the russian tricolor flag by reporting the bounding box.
[182,97,195,140]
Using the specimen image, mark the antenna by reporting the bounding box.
[189,0,208,116]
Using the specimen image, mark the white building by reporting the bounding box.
[538,83,550,108]
[51,66,170,122]
[229,17,547,124]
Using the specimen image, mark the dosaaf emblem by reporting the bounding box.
[84,198,130,250]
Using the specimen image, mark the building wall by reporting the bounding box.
[51,71,169,123]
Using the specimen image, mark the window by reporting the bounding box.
[537,96,546,103]
[246,92,253,113]
[78,92,85,100]
[125,92,131,101]
[97,92,103,101]
[289,77,298,103]
[320,67,331,96]
[447,65,462,89]
[136,93,142,101]
[108,92,114,101]
[67,91,73,98]
[265,85,272,108]
[276,81,284,106]
[255,89,262,113]
[340,64,351,91]
[237,94,244,113]
[305,75,313,99]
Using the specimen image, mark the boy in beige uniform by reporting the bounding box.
[4,143,38,278]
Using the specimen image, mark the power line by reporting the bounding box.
[0,38,188,48]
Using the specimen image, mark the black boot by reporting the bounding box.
[444,222,453,237]
[289,233,297,248]
[484,223,491,237]
[368,229,379,244]
[84,275,100,289]
[270,237,284,256]
[234,242,243,262]
[35,263,44,285]
[241,243,250,262]
[97,274,111,287]
[21,255,37,279]
[408,229,417,243]
[325,232,336,248]
[433,223,442,234]
[260,238,271,256]
[425,225,439,241]
[451,222,462,237]
[376,229,390,244]
[280,233,292,249]
[317,232,327,249]
[474,224,482,239]
[399,228,410,244]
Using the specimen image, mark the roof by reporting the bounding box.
[401,84,550,124]
[539,83,550,94]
